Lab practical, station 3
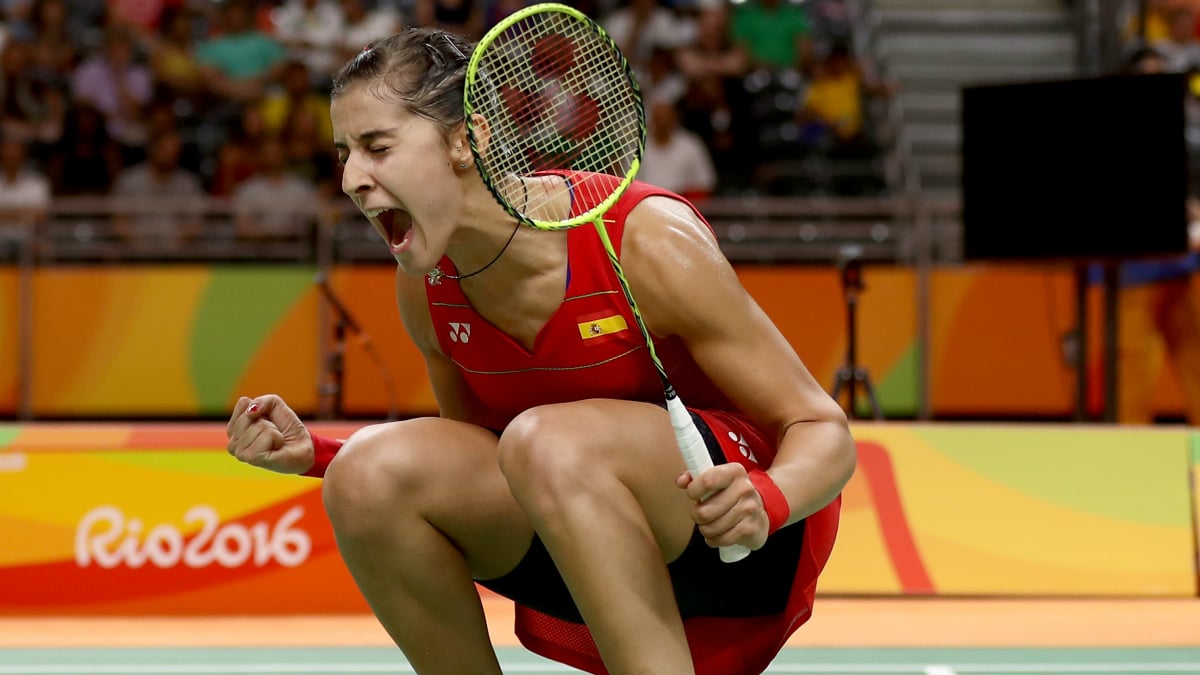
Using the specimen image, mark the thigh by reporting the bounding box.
[488,402,803,621]
[499,398,698,560]
[328,417,535,581]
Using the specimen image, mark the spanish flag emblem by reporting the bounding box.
[577,314,628,340]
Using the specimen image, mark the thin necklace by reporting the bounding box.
[427,178,529,286]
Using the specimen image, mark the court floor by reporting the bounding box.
[3,599,1197,674]
[3,647,1200,674]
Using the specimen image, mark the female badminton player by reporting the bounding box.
[225,21,854,675]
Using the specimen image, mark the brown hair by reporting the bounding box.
[332,27,474,137]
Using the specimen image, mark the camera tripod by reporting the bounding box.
[830,246,883,420]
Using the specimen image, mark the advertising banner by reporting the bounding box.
[821,425,1197,596]
[0,424,368,615]
[2,424,1196,615]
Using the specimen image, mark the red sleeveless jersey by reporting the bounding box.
[425,173,735,430]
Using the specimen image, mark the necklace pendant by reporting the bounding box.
[426,266,444,286]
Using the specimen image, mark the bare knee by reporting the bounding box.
[497,405,595,511]
[322,423,427,541]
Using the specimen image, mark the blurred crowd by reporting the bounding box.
[1127,0,1200,72]
[0,0,891,253]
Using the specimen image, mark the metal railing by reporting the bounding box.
[2,194,964,266]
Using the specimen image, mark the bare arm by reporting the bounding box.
[623,197,855,529]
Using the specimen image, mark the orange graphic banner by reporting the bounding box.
[0,423,368,616]
[2,423,1196,616]
[821,425,1197,596]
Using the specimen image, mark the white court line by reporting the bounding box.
[4,663,1200,674]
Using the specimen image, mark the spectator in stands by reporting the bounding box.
[195,0,286,103]
[272,0,346,84]
[338,0,403,62]
[212,104,267,197]
[1152,6,1200,71]
[2,0,35,39]
[639,45,687,108]
[0,38,66,152]
[145,6,203,103]
[27,0,78,85]
[639,97,717,200]
[730,0,813,73]
[414,0,484,38]
[1126,43,1169,73]
[70,26,152,160]
[261,59,334,146]
[676,3,747,85]
[111,128,205,253]
[0,137,50,230]
[280,103,339,196]
[795,41,889,155]
[1127,0,1176,44]
[675,1,750,187]
[233,134,320,242]
[601,0,688,79]
[46,102,122,196]
[145,95,201,174]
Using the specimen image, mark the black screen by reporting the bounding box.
[961,73,1191,262]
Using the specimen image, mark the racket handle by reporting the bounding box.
[666,397,752,563]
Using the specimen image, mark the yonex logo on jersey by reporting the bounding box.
[728,431,757,463]
[449,322,472,343]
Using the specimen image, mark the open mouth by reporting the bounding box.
[364,207,413,250]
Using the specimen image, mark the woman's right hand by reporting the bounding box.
[225,395,315,475]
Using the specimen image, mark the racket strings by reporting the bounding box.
[467,11,642,223]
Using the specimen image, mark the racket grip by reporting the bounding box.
[666,397,752,563]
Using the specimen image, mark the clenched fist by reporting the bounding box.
[225,395,315,475]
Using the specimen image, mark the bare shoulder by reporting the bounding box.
[622,194,732,286]
[623,195,720,259]
[621,195,742,337]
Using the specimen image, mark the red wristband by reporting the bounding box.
[302,434,344,478]
[747,470,790,536]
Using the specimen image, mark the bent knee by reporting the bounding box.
[322,423,426,536]
[497,404,595,493]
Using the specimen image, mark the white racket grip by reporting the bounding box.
[666,397,752,563]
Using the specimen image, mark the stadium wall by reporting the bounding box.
[0,264,1185,420]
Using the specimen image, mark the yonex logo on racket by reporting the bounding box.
[449,322,472,343]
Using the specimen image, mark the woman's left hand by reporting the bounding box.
[676,463,771,552]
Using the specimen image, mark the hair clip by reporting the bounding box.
[441,33,467,62]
